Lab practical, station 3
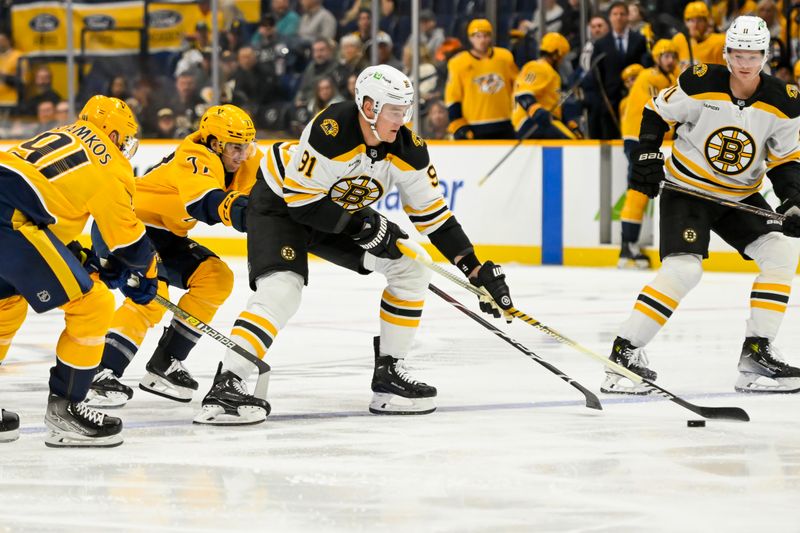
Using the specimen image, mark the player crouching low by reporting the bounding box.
[193,65,514,425]
[603,16,800,395]
[86,105,260,408]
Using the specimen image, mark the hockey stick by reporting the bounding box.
[662,181,786,221]
[428,283,603,410]
[397,240,750,421]
[478,52,607,186]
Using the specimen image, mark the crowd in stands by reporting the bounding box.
[2,0,800,141]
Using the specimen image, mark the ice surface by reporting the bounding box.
[1,259,798,532]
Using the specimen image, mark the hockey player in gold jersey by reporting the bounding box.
[617,40,679,269]
[672,1,726,70]
[512,32,579,140]
[445,18,519,140]
[193,65,515,425]
[86,104,261,407]
[618,63,645,122]
[0,95,158,446]
[604,16,800,395]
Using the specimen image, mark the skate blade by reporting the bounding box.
[369,393,436,415]
[84,390,129,409]
[139,372,193,403]
[0,428,20,443]
[192,404,267,426]
[44,430,123,448]
[735,374,800,394]
[600,374,652,395]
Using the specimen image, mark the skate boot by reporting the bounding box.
[617,242,651,270]
[44,394,122,448]
[84,367,134,408]
[600,336,657,395]
[369,337,437,415]
[735,337,800,393]
[194,363,271,425]
[0,409,20,443]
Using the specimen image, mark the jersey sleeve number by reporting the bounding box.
[297,150,317,178]
[17,131,89,180]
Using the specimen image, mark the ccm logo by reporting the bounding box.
[637,152,664,161]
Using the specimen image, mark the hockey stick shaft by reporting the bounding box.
[397,241,750,421]
[662,181,786,221]
[428,283,602,410]
[478,53,606,186]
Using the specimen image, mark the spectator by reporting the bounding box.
[756,0,784,38]
[54,100,70,125]
[444,19,518,140]
[422,99,450,139]
[107,75,130,101]
[0,32,22,111]
[337,34,369,94]
[353,8,373,44]
[579,15,610,72]
[307,76,344,115]
[341,0,370,28]
[415,9,445,62]
[344,72,358,100]
[34,100,57,134]
[367,32,403,70]
[21,66,62,117]
[518,0,565,36]
[298,0,337,43]
[251,14,286,72]
[222,19,248,53]
[151,107,179,138]
[164,72,204,130]
[295,38,339,108]
[402,43,440,107]
[588,1,648,139]
[231,45,283,118]
[271,0,300,38]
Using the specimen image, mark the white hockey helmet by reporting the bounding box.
[724,15,770,70]
[355,65,414,133]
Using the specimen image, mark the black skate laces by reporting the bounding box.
[72,401,104,425]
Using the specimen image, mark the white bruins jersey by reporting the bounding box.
[263,101,453,235]
[648,63,800,201]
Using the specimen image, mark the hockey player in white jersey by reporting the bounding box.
[603,15,800,395]
[193,65,514,424]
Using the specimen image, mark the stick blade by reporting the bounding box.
[697,406,750,422]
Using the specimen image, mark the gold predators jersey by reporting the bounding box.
[649,63,800,201]
[672,32,726,69]
[134,131,262,237]
[511,58,562,132]
[621,66,678,140]
[445,47,519,129]
[2,121,145,254]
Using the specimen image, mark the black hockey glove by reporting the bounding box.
[469,261,514,323]
[776,194,800,238]
[95,254,131,289]
[350,212,408,260]
[120,272,158,305]
[65,241,101,274]
[630,146,665,199]
[453,125,474,140]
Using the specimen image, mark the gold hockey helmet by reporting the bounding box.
[199,104,256,154]
[467,18,493,36]
[621,63,644,82]
[79,95,139,159]
[684,1,709,21]
[540,32,570,58]
[651,39,678,61]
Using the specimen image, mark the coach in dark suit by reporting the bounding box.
[588,1,650,139]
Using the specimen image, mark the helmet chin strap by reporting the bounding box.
[358,106,385,142]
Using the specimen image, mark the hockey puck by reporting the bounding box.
[687,420,706,427]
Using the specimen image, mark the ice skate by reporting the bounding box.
[44,394,122,448]
[0,409,20,443]
[139,356,198,402]
[194,363,270,425]
[85,367,134,408]
[735,337,800,393]
[369,337,437,415]
[617,242,651,270]
[600,336,657,395]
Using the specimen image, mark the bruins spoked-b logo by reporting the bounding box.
[704,126,755,175]
[683,228,698,243]
[330,176,383,211]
